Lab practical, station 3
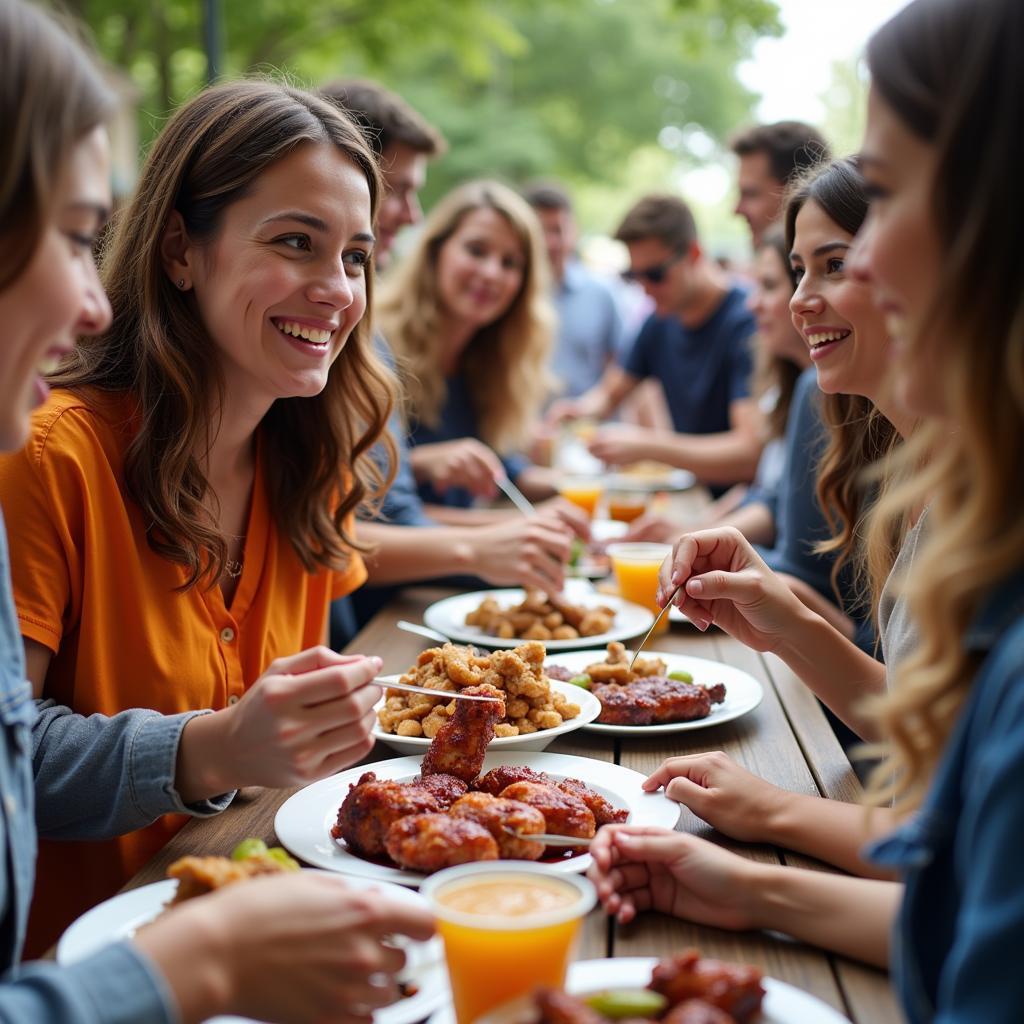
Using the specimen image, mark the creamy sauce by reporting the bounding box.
[437,876,578,917]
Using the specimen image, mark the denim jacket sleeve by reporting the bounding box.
[0,942,175,1024]
[32,701,234,840]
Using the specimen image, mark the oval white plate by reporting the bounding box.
[422,588,654,652]
[373,678,602,754]
[604,468,696,493]
[544,650,763,736]
[432,956,851,1024]
[274,751,680,887]
[57,874,448,1024]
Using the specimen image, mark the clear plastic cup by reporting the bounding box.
[420,862,596,1024]
[607,542,673,633]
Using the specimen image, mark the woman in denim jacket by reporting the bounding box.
[0,2,432,1021]
[587,0,1024,1018]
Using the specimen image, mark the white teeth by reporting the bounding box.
[275,320,332,344]
[810,330,849,346]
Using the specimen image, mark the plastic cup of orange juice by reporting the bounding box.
[606,489,647,524]
[558,478,603,518]
[420,862,596,1024]
[607,542,673,634]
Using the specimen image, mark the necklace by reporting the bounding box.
[225,558,243,579]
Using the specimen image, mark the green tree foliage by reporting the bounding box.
[70,0,779,219]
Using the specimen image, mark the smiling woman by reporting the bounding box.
[0,79,404,955]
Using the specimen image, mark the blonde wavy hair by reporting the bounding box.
[863,0,1024,812]
[378,180,554,454]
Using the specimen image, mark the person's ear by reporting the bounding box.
[160,210,194,292]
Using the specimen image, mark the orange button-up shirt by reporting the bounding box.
[0,390,367,955]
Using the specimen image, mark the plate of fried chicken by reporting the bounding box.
[545,644,763,735]
[275,680,679,886]
[432,953,851,1024]
[422,587,655,651]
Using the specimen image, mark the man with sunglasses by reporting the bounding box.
[548,194,761,497]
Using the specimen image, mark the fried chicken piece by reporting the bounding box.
[578,610,614,636]
[166,854,291,904]
[421,684,506,782]
[593,683,657,725]
[332,772,440,857]
[547,593,585,629]
[498,781,596,850]
[535,988,606,1024]
[411,773,469,809]
[650,950,765,1023]
[384,813,499,872]
[662,1000,735,1024]
[557,777,629,826]
[449,792,546,859]
[473,764,549,795]
[703,682,727,705]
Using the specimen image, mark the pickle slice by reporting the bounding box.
[567,674,593,690]
[584,988,668,1018]
[230,837,268,861]
[667,669,694,684]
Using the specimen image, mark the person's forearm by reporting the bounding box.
[767,792,900,879]
[712,501,775,546]
[748,863,900,966]
[356,522,479,583]
[774,604,887,739]
[422,504,510,526]
[644,430,763,485]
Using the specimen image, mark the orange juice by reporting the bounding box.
[606,492,646,523]
[421,865,595,1024]
[608,542,673,634]
[559,480,603,518]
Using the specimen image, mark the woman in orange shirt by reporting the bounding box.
[0,79,398,952]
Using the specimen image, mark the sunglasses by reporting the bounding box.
[620,251,685,285]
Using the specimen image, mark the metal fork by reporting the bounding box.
[629,583,682,671]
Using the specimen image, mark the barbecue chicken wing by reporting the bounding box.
[332,772,440,857]
[498,780,596,850]
[534,988,606,1024]
[473,764,549,796]
[411,772,469,809]
[421,684,505,783]
[384,813,499,871]
[449,792,546,859]
[650,950,765,1023]
[556,777,629,826]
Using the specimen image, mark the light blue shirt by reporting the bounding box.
[0,506,234,1022]
[549,261,628,398]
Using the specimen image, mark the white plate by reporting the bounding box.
[274,752,680,887]
[544,650,763,736]
[57,875,448,1024]
[422,588,655,651]
[604,468,696,493]
[433,956,851,1024]
[372,678,602,754]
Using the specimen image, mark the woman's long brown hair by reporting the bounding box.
[52,80,396,587]
[0,0,114,287]
[784,159,905,612]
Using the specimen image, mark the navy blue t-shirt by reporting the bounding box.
[620,286,756,436]
[408,372,530,508]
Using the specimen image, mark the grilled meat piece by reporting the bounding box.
[449,791,546,859]
[384,813,499,872]
[421,684,506,783]
[332,772,440,857]
[650,950,765,1023]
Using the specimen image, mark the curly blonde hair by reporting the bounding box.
[378,179,554,454]
[863,0,1024,812]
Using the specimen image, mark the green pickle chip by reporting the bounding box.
[667,669,694,684]
[266,846,300,870]
[567,673,592,690]
[230,837,268,861]
[584,988,668,1018]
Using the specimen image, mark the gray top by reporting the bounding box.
[0,506,235,1022]
[879,507,929,670]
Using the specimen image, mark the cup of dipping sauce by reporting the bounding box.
[420,862,596,1024]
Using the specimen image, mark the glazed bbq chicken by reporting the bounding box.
[649,950,765,1023]
[332,772,440,857]
[449,791,546,859]
[498,780,596,852]
[384,812,498,872]
[420,683,506,783]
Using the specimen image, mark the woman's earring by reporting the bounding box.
[176,278,186,289]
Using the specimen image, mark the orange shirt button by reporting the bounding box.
[220,627,236,644]
[227,694,240,705]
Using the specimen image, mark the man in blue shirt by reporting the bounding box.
[550,194,762,495]
[523,181,628,399]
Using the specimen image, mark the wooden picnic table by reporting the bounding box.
[121,585,899,1024]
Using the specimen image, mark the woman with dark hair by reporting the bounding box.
[0,74,402,950]
[589,1,1024,1017]
[0,0,431,1018]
